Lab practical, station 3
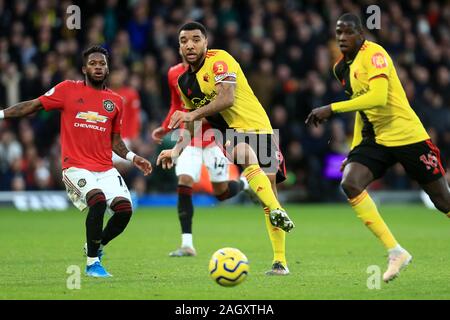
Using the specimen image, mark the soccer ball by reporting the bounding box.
[208,247,249,287]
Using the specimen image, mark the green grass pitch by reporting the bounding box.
[1,203,449,300]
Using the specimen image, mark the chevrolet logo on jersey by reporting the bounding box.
[75,111,108,123]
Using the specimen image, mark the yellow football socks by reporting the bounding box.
[349,190,398,249]
[264,207,286,265]
[243,164,281,211]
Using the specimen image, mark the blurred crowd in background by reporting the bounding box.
[0,0,449,202]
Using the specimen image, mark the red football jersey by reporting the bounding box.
[115,86,141,140]
[161,63,215,148]
[38,80,123,172]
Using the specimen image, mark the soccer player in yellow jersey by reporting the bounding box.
[157,21,294,275]
[306,13,450,282]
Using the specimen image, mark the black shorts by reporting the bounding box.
[219,132,286,184]
[347,138,445,185]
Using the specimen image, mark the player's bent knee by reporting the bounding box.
[233,143,258,167]
[432,200,450,213]
[110,198,133,215]
[109,198,132,230]
[86,190,107,209]
[431,196,450,214]
[178,175,194,187]
[340,178,364,199]
[212,182,228,197]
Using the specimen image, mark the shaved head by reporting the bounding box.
[337,13,363,32]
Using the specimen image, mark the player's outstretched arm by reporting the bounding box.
[111,133,152,176]
[305,105,333,127]
[330,77,388,113]
[151,126,166,144]
[156,149,175,170]
[305,77,389,127]
[168,81,235,129]
[0,99,43,119]
[156,131,190,170]
[152,103,179,144]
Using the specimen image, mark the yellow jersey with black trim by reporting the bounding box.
[178,49,273,134]
[333,40,429,148]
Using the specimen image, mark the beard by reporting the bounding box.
[185,49,206,67]
[86,72,107,86]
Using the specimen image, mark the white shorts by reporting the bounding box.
[175,145,229,183]
[62,167,132,212]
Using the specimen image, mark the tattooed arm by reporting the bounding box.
[1,99,43,118]
[111,133,152,176]
[189,81,235,120]
[168,81,236,129]
[112,133,130,159]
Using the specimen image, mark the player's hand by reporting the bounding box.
[151,126,166,144]
[305,105,333,127]
[133,155,152,176]
[156,149,176,170]
[168,111,194,129]
[340,157,348,172]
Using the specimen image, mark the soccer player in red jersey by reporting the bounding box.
[152,58,247,257]
[0,46,152,277]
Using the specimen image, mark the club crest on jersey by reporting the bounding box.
[103,99,115,112]
[371,52,388,69]
[77,179,86,188]
[203,73,210,82]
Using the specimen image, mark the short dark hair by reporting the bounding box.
[178,21,207,37]
[82,45,109,65]
[337,13,363,32]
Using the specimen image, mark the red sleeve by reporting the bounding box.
[112,98,123,134]
[161,69,185,133]
[38,80,71,111]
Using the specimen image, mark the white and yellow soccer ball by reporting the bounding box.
[208,247,249,287]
